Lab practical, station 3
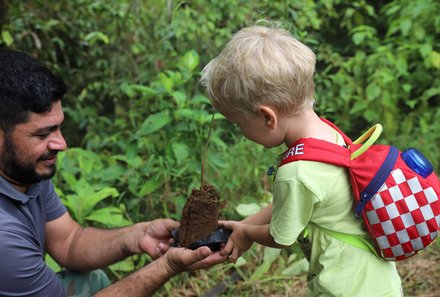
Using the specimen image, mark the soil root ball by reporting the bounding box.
[179,184,220,248]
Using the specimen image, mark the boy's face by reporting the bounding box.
[216,104,285,149]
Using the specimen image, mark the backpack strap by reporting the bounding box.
[279,138,351,167]
[279,118,352,168]
[278,119,384,257]
[318,226,380,259]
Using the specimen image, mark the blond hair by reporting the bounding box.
[201,25,316,115]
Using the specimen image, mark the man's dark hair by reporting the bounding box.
[0,49,67,133]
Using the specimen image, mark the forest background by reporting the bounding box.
[1,0,439,296]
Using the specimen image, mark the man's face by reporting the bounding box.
[0,101,67,186]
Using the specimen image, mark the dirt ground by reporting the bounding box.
[230,245,440,297]
[397,245,440,297]
[162,244,440,297]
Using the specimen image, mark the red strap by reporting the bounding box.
[280,138,351,167]
[279,119,353,168]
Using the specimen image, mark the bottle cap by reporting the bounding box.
[401,148,433,178]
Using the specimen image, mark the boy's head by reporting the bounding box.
[201,25,316,117]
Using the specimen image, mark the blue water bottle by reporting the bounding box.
[401,148,434,178]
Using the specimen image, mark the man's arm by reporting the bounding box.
[45,212,177,271]
[93,246,227,297]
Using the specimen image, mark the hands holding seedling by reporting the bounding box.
[138,219,179,258]
[219,220,255,263]
[139,218,229,273]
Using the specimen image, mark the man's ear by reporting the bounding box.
[258,105,278,129]
[0,130,4,151]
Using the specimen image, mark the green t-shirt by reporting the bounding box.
[270,133,402,297]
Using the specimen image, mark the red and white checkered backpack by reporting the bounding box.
[279,118,440,261]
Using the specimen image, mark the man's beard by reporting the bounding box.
[0,135,57,185]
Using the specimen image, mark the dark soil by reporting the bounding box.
[179,184,220,247]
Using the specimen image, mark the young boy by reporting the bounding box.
[201,25,403,296]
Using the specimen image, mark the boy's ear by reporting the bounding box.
[258,105,278,129]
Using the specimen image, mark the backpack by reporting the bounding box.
[278,118,440,261]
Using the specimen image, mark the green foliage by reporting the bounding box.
[1,0,439,295]
[313,0,440,169]
[54,148,131,227]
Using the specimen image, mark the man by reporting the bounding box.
[0,49,227,296]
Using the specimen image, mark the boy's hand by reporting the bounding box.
[219,220,254,263]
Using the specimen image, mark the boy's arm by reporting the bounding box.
[240,204,272,225]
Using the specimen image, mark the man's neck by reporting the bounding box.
[0,171,28,193]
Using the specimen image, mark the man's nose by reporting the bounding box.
[48,130,67,151]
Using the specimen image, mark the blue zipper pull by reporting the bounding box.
[267,165,276,176]
[355,193,369,217]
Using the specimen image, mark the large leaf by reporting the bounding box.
[135,112,171,137]
[85,206,131,227]
[85,187,119,211]
[172,142,190,163]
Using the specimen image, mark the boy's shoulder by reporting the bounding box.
[274,158,347,183]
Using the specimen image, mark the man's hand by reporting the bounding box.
[138,219,179,259]
[161,246,229,275]
[218,220,254,263]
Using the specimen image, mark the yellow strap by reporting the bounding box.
[320,227,380,258]
[350,124,383,160]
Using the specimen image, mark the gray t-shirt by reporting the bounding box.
[0,177,67,296]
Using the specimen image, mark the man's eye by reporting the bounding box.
[37,133,50,139]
